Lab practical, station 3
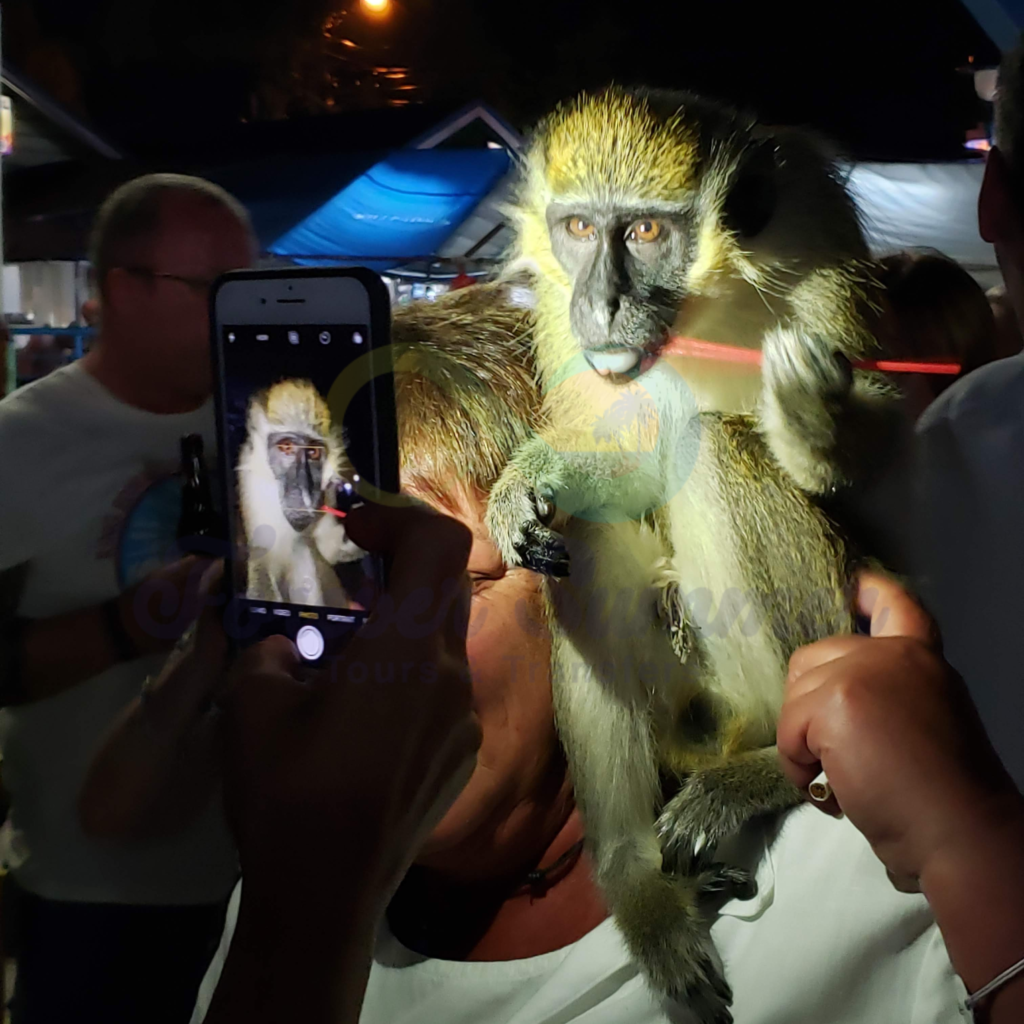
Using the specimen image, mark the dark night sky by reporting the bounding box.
[6,0,1003,161]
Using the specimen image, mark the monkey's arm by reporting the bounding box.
[656,745,803,874]
[0,560,192,706]
[485,433,667,576]
[759,265,903,495]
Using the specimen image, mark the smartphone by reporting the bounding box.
[210,267,397,666]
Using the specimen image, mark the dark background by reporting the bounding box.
[4,0,1003,161]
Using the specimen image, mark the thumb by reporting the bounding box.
[192,561,228,667]
[219,635,306,748]
[855,570,939,649]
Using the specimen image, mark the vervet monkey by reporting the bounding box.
[238,378,364,607]
[484,87,900,1022]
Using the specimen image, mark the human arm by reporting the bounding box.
[79,561,228,841]
[1,554,211,706]
[204,500,479,1024]
[777,572,1024,1023]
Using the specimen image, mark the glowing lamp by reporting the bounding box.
[361,0,390,12]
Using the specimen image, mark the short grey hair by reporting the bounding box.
[88,173,254,293]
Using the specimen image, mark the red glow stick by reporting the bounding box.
[321,505,347,518]
[663,336,961,376]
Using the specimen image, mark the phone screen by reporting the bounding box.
[216,316,391,664]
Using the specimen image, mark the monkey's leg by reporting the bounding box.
[759,264,902,495]
[552,635,742,1024]
[656,746,803,876]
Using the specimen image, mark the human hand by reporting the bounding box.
[79,561,228,840]
[777,571,1022,888]
[143,559,229,702]
[218,501,480,919]
[121,554,216,655]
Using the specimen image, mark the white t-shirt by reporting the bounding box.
[190,806,969,1024]
[911,353,1024,790]
[0,363,238,905]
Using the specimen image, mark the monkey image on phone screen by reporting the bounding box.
[236,377,367,609]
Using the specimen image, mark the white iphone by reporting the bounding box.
[210,267,397,666]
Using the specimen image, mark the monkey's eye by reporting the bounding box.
[277,441,296,456]
[308,446,323,462]
[627,220,662,243]
[566,217,597,240]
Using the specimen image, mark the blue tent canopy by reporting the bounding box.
[268,148,513,271]
[961,0,1024,49]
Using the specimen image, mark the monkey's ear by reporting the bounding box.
[248,401,270,436]
[722,140,778,240]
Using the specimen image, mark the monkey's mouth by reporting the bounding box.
[584,339,666,381]
[284,506,321,532]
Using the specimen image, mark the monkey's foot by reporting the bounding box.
[614,867,735,1024]
[485,469,570,577]
[656,753,802,875]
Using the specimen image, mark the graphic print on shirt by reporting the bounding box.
[97,459,182,589]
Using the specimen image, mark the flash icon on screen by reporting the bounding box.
[352,332,364,345]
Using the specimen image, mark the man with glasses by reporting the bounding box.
[0,174,255,1023]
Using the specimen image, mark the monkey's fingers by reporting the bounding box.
[518,526,570,578]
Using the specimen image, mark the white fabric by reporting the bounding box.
[191,805,968,1024]
[0,362,238,904]
[840,161,1001,290]
[911,352,1024,790]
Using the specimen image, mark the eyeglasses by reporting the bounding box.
[120,267,219,295]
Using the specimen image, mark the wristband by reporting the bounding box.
[101,597,141,663]
[965,953,1024,1014]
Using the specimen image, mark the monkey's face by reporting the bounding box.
[531,87,780,383]
[267,431,328,532]
[547,203,694,378]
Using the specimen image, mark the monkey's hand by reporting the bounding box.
[653,560,697,665]
[656,747,803,876]
[759,270,900,495]
[485,442,570,577]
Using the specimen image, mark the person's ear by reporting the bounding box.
[979,147,1023,244]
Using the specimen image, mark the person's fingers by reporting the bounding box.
[855,571,939,648]
[345,502,472,595]
[222,634,301,699]
[777,679,830,773]
[218,637,308,775]
[345,501,473,646]
[787,635,866,689]
[776,676,845,818]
